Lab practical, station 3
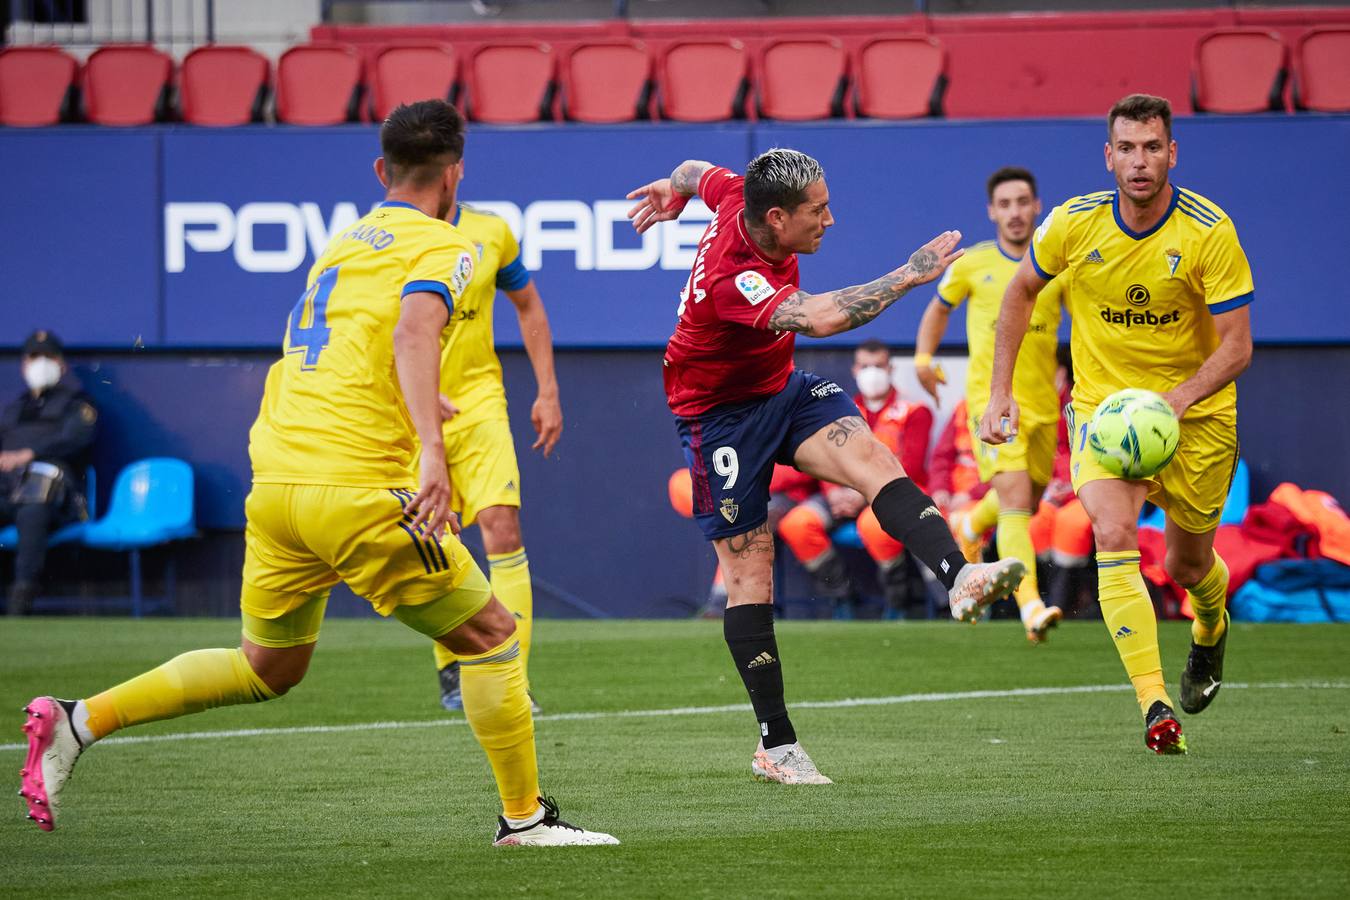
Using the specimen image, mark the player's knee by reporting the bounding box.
[477,506,522,554]
[242,644,311,696]
[452,597,518,654]
[1163,548,1210,588]
[1091,518,1137,552]
[859,436,904,484]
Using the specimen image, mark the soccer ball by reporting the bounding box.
[1088,389,1180,479]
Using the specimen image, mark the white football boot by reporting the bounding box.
[492,796,619,846]
[948,558,1027,623]
[751,741,833,785]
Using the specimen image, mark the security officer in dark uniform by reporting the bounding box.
[1,331,97,615]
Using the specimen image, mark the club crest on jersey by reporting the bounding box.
[1165,247,1182,277]
[735,270,776,305]
[719,498,739,524]
[450,250,475,296]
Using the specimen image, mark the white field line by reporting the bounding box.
[1,681,1345,753]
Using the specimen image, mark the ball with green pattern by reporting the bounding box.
[1088,388,1180,479]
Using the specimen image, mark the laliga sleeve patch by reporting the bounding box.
[735,270,777,306]
[1034,208,1054,244]
[450,250,475,298]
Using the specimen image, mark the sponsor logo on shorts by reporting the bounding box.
[720,498,739,524]
[810,381,844,399]
[735,270,777,305]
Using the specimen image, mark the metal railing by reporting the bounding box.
[4,0,215,52]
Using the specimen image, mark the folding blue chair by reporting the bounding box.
[0,466,96,550]
[81,458,196,617]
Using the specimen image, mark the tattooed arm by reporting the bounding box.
[767,230,964,337]
[626,160,716,234]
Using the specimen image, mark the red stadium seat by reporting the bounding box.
[1193,29,1287,114]
[276,43,363,125]
[1295,28,1350,112]
[466,42,556,124]
[757,39,847,121]
[0,46,78,126]
[370,44,458,122]
[853,35,946,119]
[180,45,269,126]
[658,40,749,122]
[83,45,174,126]
[563,40,651,123]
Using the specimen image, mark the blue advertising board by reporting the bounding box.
[2,116,1347,348]
[1,131,161,346]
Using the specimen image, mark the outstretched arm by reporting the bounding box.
[626,160,715,234]
[766,231,963,338]
[978,256,1048,445]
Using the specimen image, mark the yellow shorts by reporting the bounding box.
[444,416,521,527]
[968,412,1057,486]
[240,483,492,647]
[1068,402,1239,535]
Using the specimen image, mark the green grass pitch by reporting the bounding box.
[2,618,1347,898]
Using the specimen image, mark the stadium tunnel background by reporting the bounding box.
[1,115,1348,616]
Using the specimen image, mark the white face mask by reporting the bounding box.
[854,365,891,400]
[22,357,62,393]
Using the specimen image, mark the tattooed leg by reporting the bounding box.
[714,522,775,607]
[794,417,906,500]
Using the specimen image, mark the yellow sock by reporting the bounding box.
[458,633,539,820]
[967,490,1000,537]
[1096,551,1171,716]
[84,648,276,741]
[488,549,533,676]
[995,509,1041,612]
[1188,553,1230,647]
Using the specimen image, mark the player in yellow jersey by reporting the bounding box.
[913,167,1065,643]
[17,101,617,846]
[981,94,1253,755]
[431,200,561,714]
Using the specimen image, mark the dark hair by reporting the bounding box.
[856,339,890,357]
[1108,93,1172,141]
[986,166,1037,201]
[744,148,825,224]
[380,99,466,187]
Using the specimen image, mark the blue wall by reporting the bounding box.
[3,116,1348,348]
[1,343,1344,617]
[1,115,1347,615]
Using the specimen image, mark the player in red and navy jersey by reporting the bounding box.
[627,149,1027,785]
